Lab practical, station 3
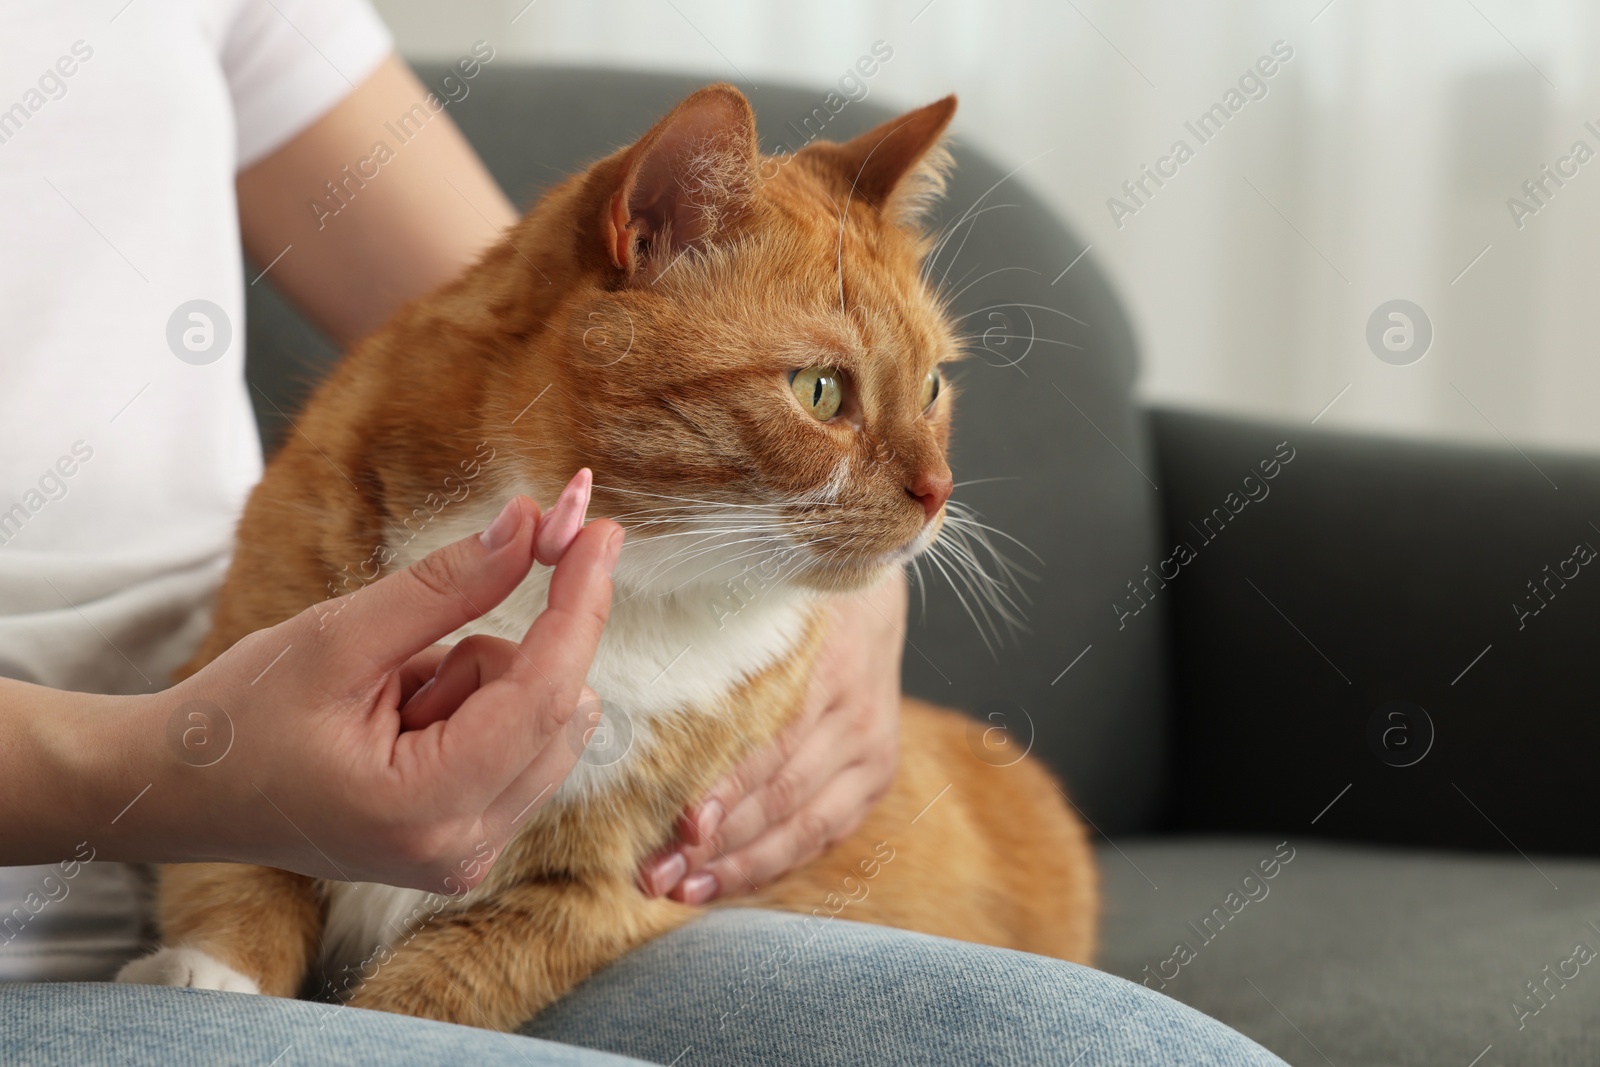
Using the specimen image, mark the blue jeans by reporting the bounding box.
[3,911,1286,1066]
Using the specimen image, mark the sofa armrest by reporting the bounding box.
[1150,406,1600,854]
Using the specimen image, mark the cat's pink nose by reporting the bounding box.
[907,472,953,521]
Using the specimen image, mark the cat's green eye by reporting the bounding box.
[921,369,942,412]
[791,367,843,421]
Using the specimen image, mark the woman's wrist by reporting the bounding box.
[86,683,250,868]
[34,681,232,868]
[0,678,160,865]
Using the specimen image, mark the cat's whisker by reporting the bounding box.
[929,150,1049,289]
[606,502,801,540]
[629,527,787,581]
[645,508,847,594]
[929,534,1011,628]
[928,222,1022,315]
[651,517,839,568]
[940,520,1033,613]
[952,476,1022,489]
[620,521,791,536]
[948,302,1088,329]
[626,519,837,590]
[655,545,791,597]
[922,202,1023,293]
[595,484,837,511]
[908,556,930,623]
[895,498,1035,653]
[920,540,1001,658]
[949,333,1082,352]
[634,521,817,557]
[921,208,986,290]
[939,536,1025,644]
[614,514,794,532]
[939,258,989,307]
[937,532,1031,621]
[606,500,762,516]
[656,540,803,597]
[602,491,790,511]
[609,510,758,528]
[943,501,1043,564]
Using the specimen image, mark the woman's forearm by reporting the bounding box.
[0,678,166,865]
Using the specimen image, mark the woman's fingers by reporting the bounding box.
[397,644,452,703]
[312,494,541,678]
[644,694,888,899]
[429,517,622,810]
[638,667,832,897]
[398,634,521,731]
[391,468,597,731]
[671,763,884,905]
[534,468,593,566]
[512,518,622,682]
[480,685,600,832]
[679,702,856,872]
[680,673,829,848]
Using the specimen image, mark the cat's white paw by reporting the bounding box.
[116,946,261,994]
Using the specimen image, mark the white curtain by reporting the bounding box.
[376,0,1600,454]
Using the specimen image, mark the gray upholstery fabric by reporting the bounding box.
[1098,839,1600,1065]
[1149,409,1600,854]
[244,65,1172,832]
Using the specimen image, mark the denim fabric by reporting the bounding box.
[0,982,651,1066]
[525,910,1288,1066]
[2,910,1287,1066]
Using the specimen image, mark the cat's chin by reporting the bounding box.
[796,518,943,592]
[788,559,906,595]
[792,528,939,593]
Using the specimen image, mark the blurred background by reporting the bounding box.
[370,0,1600,454]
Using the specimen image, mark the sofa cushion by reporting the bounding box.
[244,65,1173,831]
[1097,838,1600,1065]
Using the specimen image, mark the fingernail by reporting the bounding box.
[603,526,624,576]
[677,872,718,905]
[480,497,523,551]
[402,676,436,715]
[535,469,593,565]
[642,852,687,897]
[693,799,725,845]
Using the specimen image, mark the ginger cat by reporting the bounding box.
[117,85,1096,1029]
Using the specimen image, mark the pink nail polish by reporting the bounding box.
[695,799,725,844]
[535,469,593,565]
[644,852,687,896]
[480,497,522,551]
[677,872,718,905]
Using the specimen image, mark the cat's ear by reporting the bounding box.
[603,83,759,278]
[826,95,957,227]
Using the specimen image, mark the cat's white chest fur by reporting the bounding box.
[321,486,816,977]
[382,486,817,798]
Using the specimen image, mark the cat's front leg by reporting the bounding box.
[116,944,264,993]
[117,862,324,997]
[347,878,695,1030]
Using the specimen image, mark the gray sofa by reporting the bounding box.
[246,65,1600,1066]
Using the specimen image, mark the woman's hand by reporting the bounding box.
[638,571,907,903]
[35,474,620,892]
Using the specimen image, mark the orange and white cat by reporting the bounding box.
[117,85,1096,1028]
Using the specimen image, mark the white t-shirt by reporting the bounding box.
[0,0,390,982]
